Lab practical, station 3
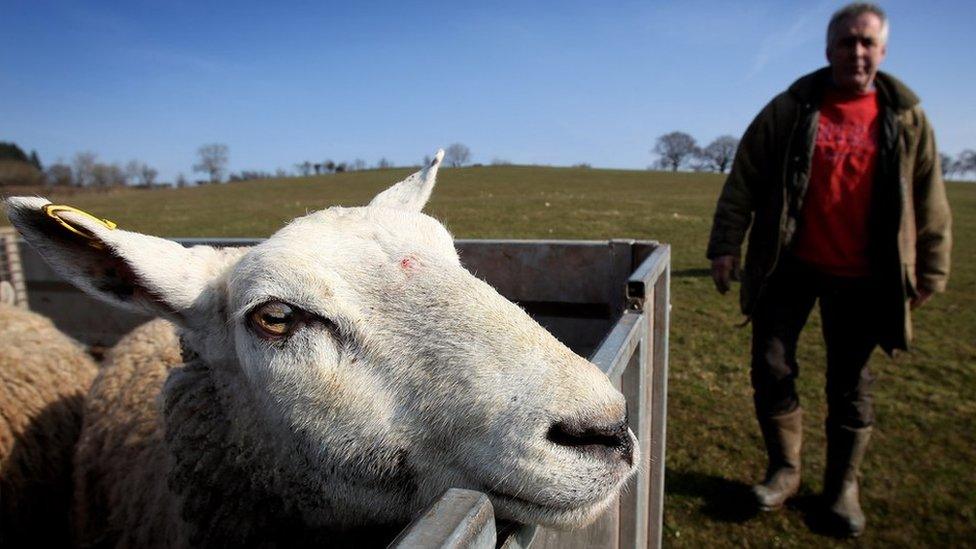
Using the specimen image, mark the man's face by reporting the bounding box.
[826,12,887,93]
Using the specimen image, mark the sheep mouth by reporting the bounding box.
[485,489,587,512]
[474,437,638,517]
[483,479,618,513]
[483,486,618,528]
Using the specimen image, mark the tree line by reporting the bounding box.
[652,132,976,180]
[290,143,473,178]
[651,132,740,173]
[0,140,478,189]
[6,136,973,186]
[940,150,976,179]
[0,142,161,188]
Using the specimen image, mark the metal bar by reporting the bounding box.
[625,246,671,312]
[627,245,670,288]
[589,311,643,379]
[389,489,496,549]
[617,328,650,549]
[647,253,671,549]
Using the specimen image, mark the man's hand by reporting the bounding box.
[910,288,933,310]
[711,255,740,294]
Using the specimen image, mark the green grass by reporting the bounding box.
[4,167,974,546]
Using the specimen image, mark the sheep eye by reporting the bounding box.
[249,302,298,338]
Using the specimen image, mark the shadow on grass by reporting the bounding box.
[792,494,860,539]
[666,469,759,523]
[668,469,862,538]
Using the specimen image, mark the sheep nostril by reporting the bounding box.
[547,420,634,466]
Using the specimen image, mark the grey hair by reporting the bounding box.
[826,3,889,48]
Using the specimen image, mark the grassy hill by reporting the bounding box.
[4,167,974,546]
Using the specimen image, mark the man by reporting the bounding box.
[707,3,951,537]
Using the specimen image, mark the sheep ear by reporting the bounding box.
[4,197,229,324]
[368,149,444,212]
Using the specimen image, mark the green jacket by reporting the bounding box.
[707,67,952,352]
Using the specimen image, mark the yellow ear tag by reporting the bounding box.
[42,204,118,249]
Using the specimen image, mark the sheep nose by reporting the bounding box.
[547,419,634,466]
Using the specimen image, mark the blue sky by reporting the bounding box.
[2,0,974,182]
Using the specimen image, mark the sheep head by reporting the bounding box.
[4,150,637,530]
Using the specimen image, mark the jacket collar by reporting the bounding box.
[788,67,920,111]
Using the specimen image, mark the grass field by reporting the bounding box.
[3,167,974,546]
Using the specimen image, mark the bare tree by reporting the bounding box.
[125,160,158,186]
[699,135,740,173]
[324,160,336,173]
[295,161,313,177]
[45,163,73,187]
[444,143,471,168]
[72,151,98,187]
[956,149,976,179]
[652,132,698,172]
[376,157,393,169]
[143,165,158,186]
[940,152,955,178]
[91,163,126,188]
[194,143,229,184]
[125,160,140,185]
[175,173,189,188]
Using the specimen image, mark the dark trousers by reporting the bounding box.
[751,255,878,429]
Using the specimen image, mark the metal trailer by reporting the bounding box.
[8,236,670,549]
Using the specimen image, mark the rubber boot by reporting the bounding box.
[752,407,803,510]
[823,425,872,537]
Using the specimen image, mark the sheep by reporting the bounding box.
[0,302,98,547]
[70,317,184,547]
[5,150,639,547]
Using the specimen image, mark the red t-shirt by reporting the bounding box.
[792,88,879,277]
